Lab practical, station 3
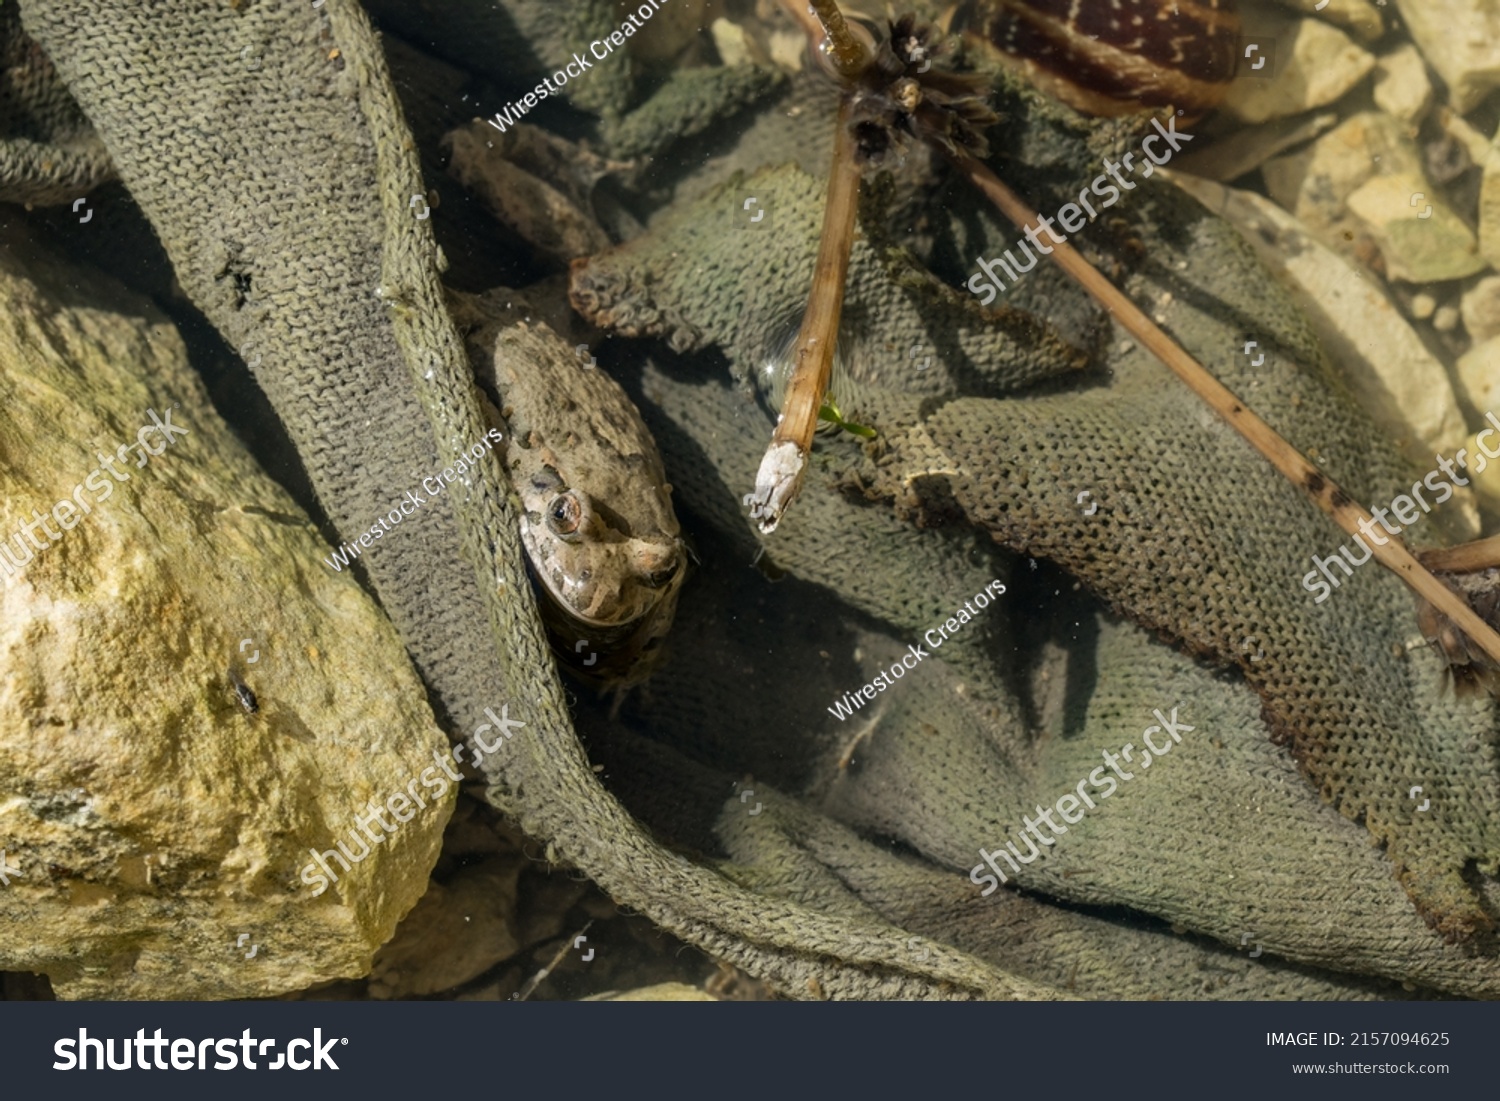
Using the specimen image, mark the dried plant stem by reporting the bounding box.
[1420,535,1500,574]
[950,148,1500,669]
[747,97,862,534]
[512,920,592,1001]
[802,0,873,79]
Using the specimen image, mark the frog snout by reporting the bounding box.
[632,539,681,587]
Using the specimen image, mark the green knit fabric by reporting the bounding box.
[7,0,1499,999]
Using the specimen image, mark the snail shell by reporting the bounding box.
[952,0,1241,120]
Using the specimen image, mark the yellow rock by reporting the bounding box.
[0,226,454,999]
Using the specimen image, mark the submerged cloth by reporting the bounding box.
[6,0,1500,1000]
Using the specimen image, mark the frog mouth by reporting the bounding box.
[521,551,662,632]
[520,537,685,677]
[530,572,679,680]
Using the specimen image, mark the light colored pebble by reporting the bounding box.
[1460,427,1500,505]
[1435,305,1462,333]
[1273,0,1386,43]
[1436,107,1492,168]
[768,29,805,72]
[1223,10,1375,125]
[1394,0,1500,113]
[1172,112,1338,183]
[1372,44,1433,127]
[1345,173,1487,284]
[1462,276,1500,343]
[1263,112,1422,252]
[1410,292,1438,320]
[1479,131,1500,270]
[710,19,750,68]
[1456,335,1500,416]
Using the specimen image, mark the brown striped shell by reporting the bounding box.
[952,0,1240,120]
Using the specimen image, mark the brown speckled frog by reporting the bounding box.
[452,292,685,684]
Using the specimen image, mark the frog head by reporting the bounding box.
[517,460,684,631]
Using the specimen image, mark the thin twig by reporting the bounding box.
[747,96,863,533]
[512,919,592,1001]
[1419,535,1500,574]
[949,148,1500,668]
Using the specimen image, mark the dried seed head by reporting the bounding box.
[845,15,999,168]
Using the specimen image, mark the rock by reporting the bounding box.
[1462,276,1500,343]
[368,855,523,998]
[1264,112,1481,280]
[1434,305,1463,333]
[1410,292,1438,321]
[1171,173,1475,492]
[1480,132,1500,270]
[1460,426,1500,505]
[0,224,454,999]
[710,18,750,68]
[1272,0,1386,43]
[768,29,804,72]
[1395,0,1500,113]
[1372,44,1434,127]
[1435,107,1491,171]
[1263,112,1417,242]
[1345,172,1487,283]
[628,0,711,63]
[587,982,720,1001]
[1455,335,1500,421]
[1222,8,1375,125]
[1172,111,1338,183]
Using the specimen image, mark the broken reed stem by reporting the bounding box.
[748,97,863,533]
[949,147,1500,669]
[805,0,872,80]
[1420,534,1500,574]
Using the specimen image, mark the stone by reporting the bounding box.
[1222,8,1375,125]
[588,982,720,1001]
[710,18,750,68]
[768,29,805,72]
[1434,305,1462,333]
[1455,335,1500,421]
[1272,0,1386,43]
[1372,44,1434,127]
[367,855,523,999]
[1410,292,1438,321]
[1461,427,1500,505]
[1262,112,1420,249]
[627,0,711,63]
[1171,111,1338,183]
[1462,276,1500,344]
[1264,112,1481,280]
[0,224,454,999]
[1171,173,1475,486]
[1345,171,1487,283]
[1435,107,1492,170]
[1395,0,1500,113]
[1480,132,1500,270]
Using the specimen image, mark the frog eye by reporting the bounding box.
[647,560,679,586]
[546,492,584,538]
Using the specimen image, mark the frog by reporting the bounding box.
[449,288,685,684]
